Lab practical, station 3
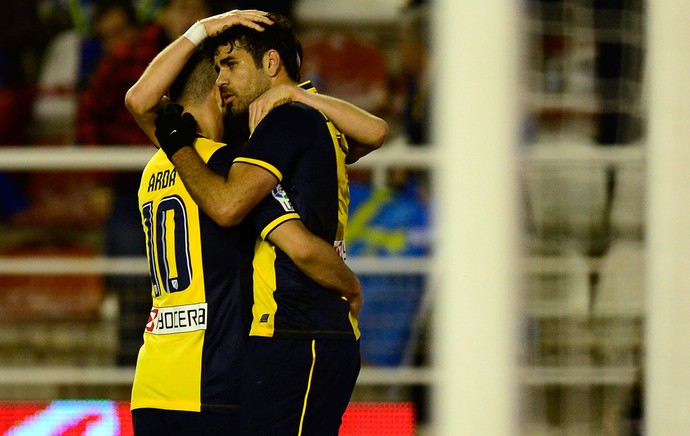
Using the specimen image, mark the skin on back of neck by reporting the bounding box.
[179,94,224,142]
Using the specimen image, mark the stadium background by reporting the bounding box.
[1,0,683,434]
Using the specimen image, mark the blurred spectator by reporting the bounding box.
[80,0,139,88]
[76,0,209,146]
[76,0,214,366]
[349,4,431,410]
[347,169,431,367]
[300,30,389,116]
[0,1,43,145]
[348,171,430,258]
[0,173,28,221]
[0,2,45,223]
[32,0,138,145]
[397,4,431,145]
[342,4,433,368]
[32,29,82,144]
[14,1,139,228]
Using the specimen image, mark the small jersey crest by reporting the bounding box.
[334,240,347,261]
[271,184,295,212]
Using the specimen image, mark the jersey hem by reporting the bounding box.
[234,157,282,181]
[260,213,301,240]
[249,330,359,341]
[130,399,201,412]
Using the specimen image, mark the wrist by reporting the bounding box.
[183,21,207,46]
[163,142,190,161]
[293,86,309,104]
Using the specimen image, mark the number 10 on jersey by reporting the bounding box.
[142,195,193,297]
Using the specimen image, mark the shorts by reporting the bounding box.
[132,408,240,436]
[240,336,361,436]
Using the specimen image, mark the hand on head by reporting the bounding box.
[201,9,274,38]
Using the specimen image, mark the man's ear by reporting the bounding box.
[263,49,281,77]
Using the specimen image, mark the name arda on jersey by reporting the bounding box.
[145,303,207,334]
[147,168,177,192]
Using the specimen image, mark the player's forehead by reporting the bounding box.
[214,42,249,64]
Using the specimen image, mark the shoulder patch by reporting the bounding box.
[271,184,295,212]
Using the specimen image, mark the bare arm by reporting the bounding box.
[268,220,362,318]
[124,37,195,146]
[125,10,272,146]
[248,84,389,163]
[171,147,278,226]
[175,144,363,316]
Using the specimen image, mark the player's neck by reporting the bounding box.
[188,99,224,142]
[271,73,297,88]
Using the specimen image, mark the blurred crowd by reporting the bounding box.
[0,0,433,366]
[0,0,431,226]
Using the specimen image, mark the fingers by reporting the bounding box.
[248,109,266,134]
[181,112,196,125]
[155,103,179,128]
[248,108,258,134]
[163,102,184,116]
[234,9,274,22]
[350,302,362,320]
[248,85,297,132]
[155,103,191,132]
[248,102,269,134]
[229,10,273,32]
[204,9,274,36]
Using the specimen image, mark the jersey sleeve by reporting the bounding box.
[245,184,301,240]
[234,104,316,181]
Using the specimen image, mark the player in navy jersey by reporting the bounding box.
[155,12,388,435]
[126,10,374,435]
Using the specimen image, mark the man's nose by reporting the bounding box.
[215,72,226,87]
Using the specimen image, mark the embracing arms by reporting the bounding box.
[186,148,274,227]
[157,89,388,227]
[248,84,389,163]
[124,10,272,146]
[268,220,362,318]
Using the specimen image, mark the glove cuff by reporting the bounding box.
[163,139,194,161]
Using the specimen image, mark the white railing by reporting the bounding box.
[0,139,644,172]
[0,142,645,388]
[0,138,435,169]
[0,256,431,275]
[0,365,638,387]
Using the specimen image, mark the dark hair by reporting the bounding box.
[169,49,217,104]
[160,0,219,14]
[93,0,137,26]
[203,12,302,82]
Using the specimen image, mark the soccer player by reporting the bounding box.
[126,10,368,435]
[154,12,386,435]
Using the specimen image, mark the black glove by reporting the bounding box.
[154,103,198,159]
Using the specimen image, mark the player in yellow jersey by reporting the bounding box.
[153,12,387,435]
[125,9,386,435]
